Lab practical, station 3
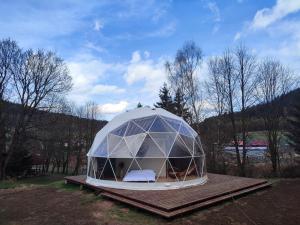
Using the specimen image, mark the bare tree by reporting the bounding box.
[0,39,21,179]
[206,57,227,171]
[234,44,257,175]
[217,50,245,173]
[0,49,72,179]
[166,41,204,127]
[256,59,295,174]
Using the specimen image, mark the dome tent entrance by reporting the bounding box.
[87,107,207,190]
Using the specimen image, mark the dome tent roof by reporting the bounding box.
[87,106,198,157]
[86,106,207,190]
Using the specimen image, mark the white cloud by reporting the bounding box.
[94,19,104,31]
[85,42,106,53]
[250,0,300,29]
[91,84,125,94]
[98,101,129,114]
[207,1,221,22]
[124,51,167,94]
[234,32,241,41]
[67,53,125,104]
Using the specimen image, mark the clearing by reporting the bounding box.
[0,175,299,225]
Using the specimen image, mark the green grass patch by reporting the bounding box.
[0,180,22,189]
[0,175,79,191]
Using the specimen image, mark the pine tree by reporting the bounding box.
[154,83,175,113]
[173,88,191,122]
[287,98,300,154]
[137,102,143,108]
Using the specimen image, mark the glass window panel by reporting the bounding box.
[183,158,199,181]
[136,134,165,157]
[136,158,166,181]
[114,158,132,181]
[125,121,145,136]
[133,116,156,131]
[149,116,175,132]
[100,159,117,181]
[94,138,108,157]
[179,123,194,137]
[111,122,129,136]
[88,158,96,178]
[169,135,192,157]
[149,132,176,157]
[109,139,133,158]
[179,134,194,155]
[194,156,205,177]
[167,158,191,181]
[123,159,148,182]
[124,133,146,157]
[194,136,205,156]
[107,134,123,154]
[161,116,182,131]
[95,158,107,179]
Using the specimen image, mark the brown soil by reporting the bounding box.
[0,179,299,225]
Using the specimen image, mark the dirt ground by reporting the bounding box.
[0,178,299,225]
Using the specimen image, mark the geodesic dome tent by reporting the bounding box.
[87,107,207,190]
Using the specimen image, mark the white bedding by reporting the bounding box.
[123,169,156,182]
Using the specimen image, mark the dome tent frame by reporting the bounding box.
[87,107,207,190]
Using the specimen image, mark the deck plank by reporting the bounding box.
[65,173,271,218]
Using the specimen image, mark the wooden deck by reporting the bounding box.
[65,173,271,218]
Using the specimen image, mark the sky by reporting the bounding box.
[0,0,300,120]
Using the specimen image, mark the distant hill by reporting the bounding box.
[200,87,300,133]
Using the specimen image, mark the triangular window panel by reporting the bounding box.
[149,116,175,132]
[155,160,167,182]
[136,134,165,158]
[194,156,205,177]
[94,138,108,157]
[111,122,129,136]
[194,137,204,156]
[107,134,123,154]
[136,158,165,181]
[168,158,192,181]
[149,132,177,157]
[124,133,146,157]
[169,135,192,157]
[183,158,197,181]
[125,121,145,136]
[100,159,117,181]
[191,158,201,178]
[166,159,179,182]
[95,158,107,179]
[88,158,96,178]
[109,139,133,158]
[179,123,194,137]
[179,134,194,155]
[161,116,182,131]
[133,116,156,131]
[123,159,150,182]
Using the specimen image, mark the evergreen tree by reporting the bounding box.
[173,88,191,122]
[287,97,300,154]
[137,102,143,108]
[154,83,175,112]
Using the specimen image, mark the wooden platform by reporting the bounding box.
[65,174,271,218]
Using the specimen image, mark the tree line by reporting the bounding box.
[154,41,299,176]
[0,39,105,179]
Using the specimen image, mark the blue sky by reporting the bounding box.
[1,0,300,119]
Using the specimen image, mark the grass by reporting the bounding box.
[0,174,79,191]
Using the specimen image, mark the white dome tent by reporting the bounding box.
[86,107,207,190]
